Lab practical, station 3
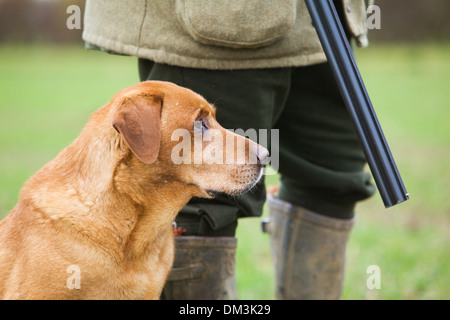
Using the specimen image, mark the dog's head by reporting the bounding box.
[110,81,268,199]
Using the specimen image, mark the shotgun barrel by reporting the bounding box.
[304,0,409,207]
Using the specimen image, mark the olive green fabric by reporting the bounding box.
[139,60,376,235]
[83,0,369,70]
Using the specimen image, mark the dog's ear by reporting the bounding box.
[112,94,163,164]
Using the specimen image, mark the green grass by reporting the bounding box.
[0,45,139,213]
[236,43,450,300]
[1,43,449,300]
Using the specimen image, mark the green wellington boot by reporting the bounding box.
[262,195,354,300]
[162,236,238,300]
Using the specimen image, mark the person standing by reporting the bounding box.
[83,0,375,299]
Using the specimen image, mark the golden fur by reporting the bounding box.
[0,81,266,299]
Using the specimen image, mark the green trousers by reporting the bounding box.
[139,60,375,236]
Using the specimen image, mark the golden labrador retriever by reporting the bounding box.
[0,81,267,299]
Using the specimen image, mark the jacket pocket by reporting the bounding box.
[175,0,296,49]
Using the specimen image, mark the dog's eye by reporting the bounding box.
[201,121,208,132]
[194,119,208,134]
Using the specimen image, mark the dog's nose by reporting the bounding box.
[256,146,270,166]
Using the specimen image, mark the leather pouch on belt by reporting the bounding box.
[178,202,239,234]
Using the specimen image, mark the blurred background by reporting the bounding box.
[0,0,449,299]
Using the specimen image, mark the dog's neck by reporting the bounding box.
[20,122,195,262]
[113,153,198,259]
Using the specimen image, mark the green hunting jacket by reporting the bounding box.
[83,0,371,70]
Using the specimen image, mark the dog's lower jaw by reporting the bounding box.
[201,166,264,199]
[229,165,265,196]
